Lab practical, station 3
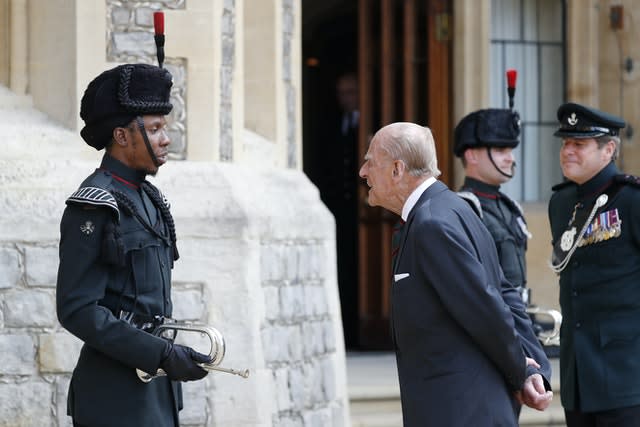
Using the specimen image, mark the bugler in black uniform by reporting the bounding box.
[549,102,640,423]
[56,63,210,427]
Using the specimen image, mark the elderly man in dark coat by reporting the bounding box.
[359,122,552,426]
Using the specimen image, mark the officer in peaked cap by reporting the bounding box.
[56,63,212,427]
[548,102,640,426]
[453,108,553,418]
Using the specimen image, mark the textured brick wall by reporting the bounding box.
[260,240,344,426]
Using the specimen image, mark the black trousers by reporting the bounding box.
[565,405,640,427]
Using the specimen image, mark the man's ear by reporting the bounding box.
[392,159,405,177]
[604,139,616,159]
[463,148,477,165]
[112,127,129,147]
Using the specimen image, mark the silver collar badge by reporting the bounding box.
[80,221,95,235]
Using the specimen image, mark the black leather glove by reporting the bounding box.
[160,343,212,382]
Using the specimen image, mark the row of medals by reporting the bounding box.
[577,208,622,247]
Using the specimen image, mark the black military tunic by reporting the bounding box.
[459,177,530,291]
[549,162,640,412]
[56,154,181,427]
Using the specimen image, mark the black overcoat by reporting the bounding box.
[392,181,540,426]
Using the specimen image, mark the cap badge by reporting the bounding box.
[80,221,95,235]
[568,113,578,126]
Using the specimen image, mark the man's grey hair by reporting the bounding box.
[380,122,441,178]
[596,134,620,161]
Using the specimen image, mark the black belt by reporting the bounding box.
[118,310,167,333]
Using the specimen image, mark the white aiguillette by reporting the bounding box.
[550,193,609,273]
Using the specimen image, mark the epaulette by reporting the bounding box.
[614,174,640,188]
[66,187,120,221]
[551,180,575,192]
[457,191,483,218]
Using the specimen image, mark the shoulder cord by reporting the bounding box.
[110,189,172,318]
[111,189,172,249]
[549,194,608,274]
[141,181,179,262]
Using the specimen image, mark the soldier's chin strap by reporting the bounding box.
[487,146,515,179]
[136,116,161,168]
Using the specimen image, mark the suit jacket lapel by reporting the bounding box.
[393,181,448,274]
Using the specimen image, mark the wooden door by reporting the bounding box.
[356,0,453,349]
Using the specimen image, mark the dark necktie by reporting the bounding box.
[391,219,406,267]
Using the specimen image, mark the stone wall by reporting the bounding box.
[0,54,348,425]
[0,153,349,427]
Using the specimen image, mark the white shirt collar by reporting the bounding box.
[401,177,437,221]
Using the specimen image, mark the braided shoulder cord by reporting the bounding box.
[141,181,179,261]
[111,190,137,218]
[111,189,173,251]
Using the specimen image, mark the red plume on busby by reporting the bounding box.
[506,69,517,110]
[78,11,173,150]
[153,11,165,68]
[452,68,521,158]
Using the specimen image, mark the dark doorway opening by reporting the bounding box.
[302,0,453,351]
[302,1,361,350]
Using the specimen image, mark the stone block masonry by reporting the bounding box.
[0,158,350,427]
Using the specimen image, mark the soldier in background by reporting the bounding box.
[549,103,640,427]
[453,108,553,419]
[453,108,531,301]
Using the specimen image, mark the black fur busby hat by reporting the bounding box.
[554,102,625,139]
[453,108,521,157]
[79,63,173,150]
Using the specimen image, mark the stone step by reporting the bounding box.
[520,402,566,426]
[350,398,403,427]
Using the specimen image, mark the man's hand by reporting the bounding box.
[514,357,553,411]
[160,343,212,382]
[516,373,553,410]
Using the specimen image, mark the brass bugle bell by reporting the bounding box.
[525,306,562,346]
[136,322,250,382]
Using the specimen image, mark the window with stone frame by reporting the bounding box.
[490,0,565,202]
